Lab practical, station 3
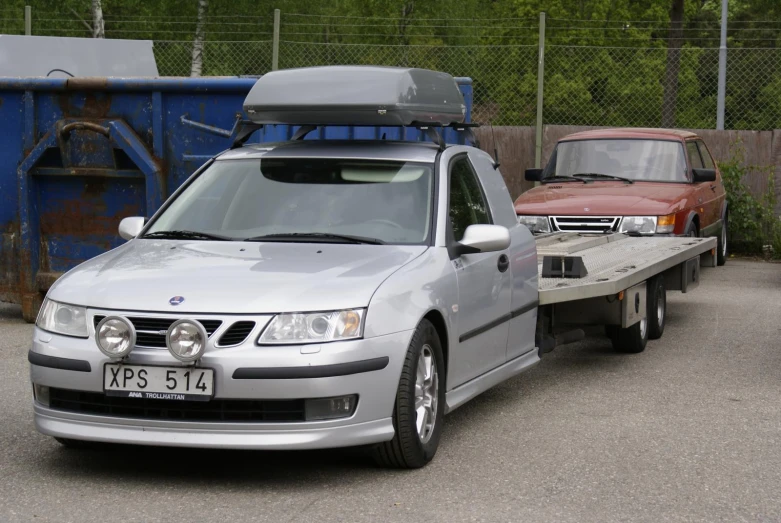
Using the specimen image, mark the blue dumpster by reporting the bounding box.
[0,76,473,320]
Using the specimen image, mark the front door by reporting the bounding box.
[447,155,512,388]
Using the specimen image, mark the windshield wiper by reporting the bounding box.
[541,175,587,184]
[142,230,234,241]
[244,232,385,245]
[571,173,634,184]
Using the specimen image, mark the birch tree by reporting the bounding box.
[191,0,208,77]
[91,0,105,38]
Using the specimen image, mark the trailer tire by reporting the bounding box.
[611,316,648,354]
[372,319,445,469]
[647,276,666,340]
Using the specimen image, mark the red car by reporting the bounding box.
[515,128,728,265]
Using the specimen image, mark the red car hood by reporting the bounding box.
[514,182,692,216]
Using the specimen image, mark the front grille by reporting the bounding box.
[49,388,306,422]
[551,216,620,234]
[93,316,222,349]
[218,321,256,346]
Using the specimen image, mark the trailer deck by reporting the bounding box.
[535,233,717,305]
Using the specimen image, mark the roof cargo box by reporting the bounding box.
[243,66,466,127]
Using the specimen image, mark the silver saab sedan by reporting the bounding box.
[29,138,539,468]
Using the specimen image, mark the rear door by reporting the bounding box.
[447,155,512,387]
[685,140,711,234]
[695,140,726,228]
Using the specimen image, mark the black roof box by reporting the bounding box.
[243,66,466,127]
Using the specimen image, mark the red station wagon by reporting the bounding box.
[515,128,728,265]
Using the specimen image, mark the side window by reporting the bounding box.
[696,141,716,170]
[686,141,704,170]
[449,157,491,242]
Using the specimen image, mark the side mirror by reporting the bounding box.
[692,168,716,183]
[118,216,145,240]
[525,168,543,182]
[456,224,511,255]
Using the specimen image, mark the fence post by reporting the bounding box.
[24,6,31,35]
[272,9,281,71]
[534,12,546,169]
[716,0,727,130]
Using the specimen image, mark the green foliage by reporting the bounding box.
[719,142,781,257]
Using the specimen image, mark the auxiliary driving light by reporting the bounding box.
[166,319,208,362]
[95,316,136,358]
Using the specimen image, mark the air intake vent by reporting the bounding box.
[218,321,256,346]
[92,316,222,348]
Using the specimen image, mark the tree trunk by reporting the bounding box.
[190,0,208,77]
[91,0,105,38]
[661,0,684,127]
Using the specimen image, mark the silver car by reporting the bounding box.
[29,138,539,468]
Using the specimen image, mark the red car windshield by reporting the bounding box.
[544,139,689,183]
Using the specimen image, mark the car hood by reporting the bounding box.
[514,182,691,216]
[49,240,428,313]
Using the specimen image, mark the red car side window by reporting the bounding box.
[686,142,704,169]
[696,141,716,170]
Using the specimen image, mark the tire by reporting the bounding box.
[372,319,445,469]
[611,314,649,354]
[684,220,698,238]
[647,276,666,340]
[717,213,728,266]
[604,325,619,341]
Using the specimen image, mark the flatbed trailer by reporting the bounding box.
[532,232,718,353]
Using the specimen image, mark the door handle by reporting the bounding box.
[710,184,717,192]
[497,254,509,273]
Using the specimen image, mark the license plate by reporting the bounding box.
[104,364,214,401]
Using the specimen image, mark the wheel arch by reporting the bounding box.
[422,309,449,384]
[683,211,700,235]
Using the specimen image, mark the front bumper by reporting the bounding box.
[30,326,413,449]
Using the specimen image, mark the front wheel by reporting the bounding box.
[372,319,445,469]
[717,214,728,266]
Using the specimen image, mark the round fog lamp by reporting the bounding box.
[96,316,136,358]
[166,319,208,362]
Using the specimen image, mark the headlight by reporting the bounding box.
[36,299,88,338]
[167,319,208,362]
[96,316,136,358]
[619,216,657,235]
[259,309,365,345]
[517,215,551,234]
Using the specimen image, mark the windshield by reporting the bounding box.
[544,139,689,183]
[146,158,435,244]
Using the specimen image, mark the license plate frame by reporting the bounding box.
[103,363,215,402]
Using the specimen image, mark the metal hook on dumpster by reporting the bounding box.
[60,121,111,139]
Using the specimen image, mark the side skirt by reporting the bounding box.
[444,349,540,414]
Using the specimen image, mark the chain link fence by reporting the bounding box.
[148,40,781,130]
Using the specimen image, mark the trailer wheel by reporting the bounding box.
[372,319,445,469]
[647,276,666,340]
[611,316,648,353]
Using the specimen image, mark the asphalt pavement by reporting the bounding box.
[1,259,780,523]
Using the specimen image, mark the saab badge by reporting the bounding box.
[169,296,185,306]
